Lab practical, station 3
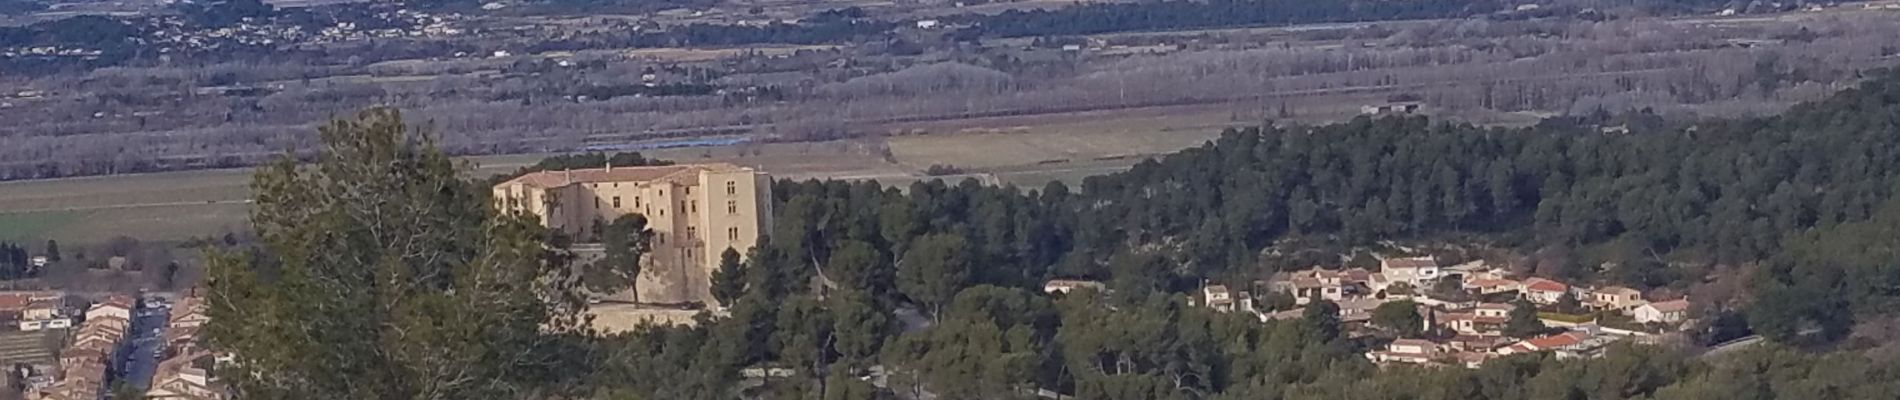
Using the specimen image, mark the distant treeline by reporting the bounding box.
[951,0,1503,39]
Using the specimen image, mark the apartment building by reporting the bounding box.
[492,163,774,306]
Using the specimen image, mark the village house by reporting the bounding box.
[1435,308,1509,336]
[1633,299,1691,324]
[1203,285,1235,312]
[1521,278,1571,304]
[1042,279,1105,294]
[1380,256,1443,287]
[86,296,134,322]
[1272,267,1374,305]
[148,351,226,400]
[22,299,58,321]
[1367,338,1439,365]
[1445,334,1512,353]
[1464,278,1521,296]
[1586,286,1646,312]
[1499,331,1590,356]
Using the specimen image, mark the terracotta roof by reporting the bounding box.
[0,293,34,311]
[498,163,747,189]
[1391,338,1437,349]
[1522,332,1587,350]
[1204,285,1231,295]
[1524,278,1568,293]
[105,295,135,309]
[1646,299,1691,313]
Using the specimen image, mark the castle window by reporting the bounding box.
[728,227,739,240]
[594,198,600,209]
[685,187,692,195]
[691,200,698,213]
[727,181,736,195]
[612,196,621,208]
[727,200,737,215]
[687,227,697,240]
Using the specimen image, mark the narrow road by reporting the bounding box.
[122,302,170,390]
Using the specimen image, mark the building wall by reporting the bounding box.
[493,166,772,307]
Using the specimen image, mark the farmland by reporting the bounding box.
[0,104,1291,244]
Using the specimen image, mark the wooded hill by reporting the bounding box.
[205,69,1900,399]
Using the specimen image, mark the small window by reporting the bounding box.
[685,187,692,195]
[612,196,621,208]
[690,200,697,213]
[727,200,737,215]
[687,227,696,240]
[727,181,736,195]
[594,197,600,209]
[635,196,641,207]
[728,227,739,240]
[680,201,686,213]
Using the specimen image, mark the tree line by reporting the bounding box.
[949,0,1498,39]
[0,242,37,280]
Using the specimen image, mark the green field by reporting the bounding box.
[0,211,78,242]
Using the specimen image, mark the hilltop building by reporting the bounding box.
[492,163,774,306]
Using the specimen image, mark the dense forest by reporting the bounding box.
[206,68,1900,399]
[595,65,1900,399]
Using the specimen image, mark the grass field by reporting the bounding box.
[0,99,1400,245]
[0,212,77,242]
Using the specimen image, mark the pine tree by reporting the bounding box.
[710,248,745,307]
[203,108,590,399]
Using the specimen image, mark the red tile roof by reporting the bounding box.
[1522,332,1587,349]
[1524,278,1568,293]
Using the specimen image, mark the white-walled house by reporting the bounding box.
[1380,256,1442,287]
[1633,299,1691,324]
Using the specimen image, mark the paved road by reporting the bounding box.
[122,304,170,390]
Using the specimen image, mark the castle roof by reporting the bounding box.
[499,163,749,189]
